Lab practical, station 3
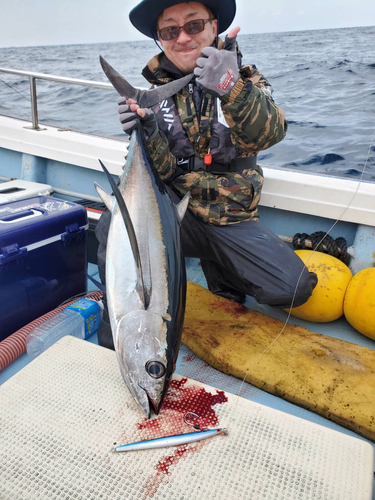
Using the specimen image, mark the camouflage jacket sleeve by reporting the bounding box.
[220,64,287,154]
[146,129,176,182]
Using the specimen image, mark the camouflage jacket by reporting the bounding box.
[143,43,286,225]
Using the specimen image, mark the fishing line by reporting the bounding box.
[224,127,375,428]
[0,77,60,106]
[0,77,31,102]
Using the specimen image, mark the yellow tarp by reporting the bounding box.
[182,282,375,442]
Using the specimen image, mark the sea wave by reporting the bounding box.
[1,25,374,180]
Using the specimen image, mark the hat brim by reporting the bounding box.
[129,0,236,39]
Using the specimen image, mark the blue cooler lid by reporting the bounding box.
[0,196,88,248]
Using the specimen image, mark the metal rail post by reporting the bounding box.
[29,76,39,130]
[0,66,129,131]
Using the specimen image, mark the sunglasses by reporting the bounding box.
[158,18,214,41]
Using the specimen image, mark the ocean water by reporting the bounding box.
[1,26,374,181]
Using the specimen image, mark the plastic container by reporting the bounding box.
[0,195,88,341]
[26,298,102,359]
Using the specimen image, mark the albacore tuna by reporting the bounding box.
[95,58,192,417]
[95,127,189,418]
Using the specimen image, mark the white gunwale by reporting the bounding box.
[0,114,374,226]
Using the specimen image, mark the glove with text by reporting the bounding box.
[194,34,239,98]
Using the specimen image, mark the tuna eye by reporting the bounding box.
[145,361,166,379]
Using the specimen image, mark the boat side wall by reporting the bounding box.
[1,116,374,226]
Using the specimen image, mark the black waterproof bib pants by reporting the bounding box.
[95,186,317,349]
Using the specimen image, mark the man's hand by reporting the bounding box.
[194,27,241,98]
[117,98,158,139]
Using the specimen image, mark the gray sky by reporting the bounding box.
[1,0,374,48]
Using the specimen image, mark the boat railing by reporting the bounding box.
[0,66,116,131]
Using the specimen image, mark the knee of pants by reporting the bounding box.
[254,271,318,308]
[289,270,318,307]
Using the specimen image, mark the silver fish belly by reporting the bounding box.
[95,129,189,418]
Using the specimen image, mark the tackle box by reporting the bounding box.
[0,180,53,204]
[0,196,88,341]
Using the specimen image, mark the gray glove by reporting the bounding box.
[194,35,239,98]
[117,97,158,140]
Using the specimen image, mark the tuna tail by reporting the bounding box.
[97,159,149,309]
[99,56,193,108]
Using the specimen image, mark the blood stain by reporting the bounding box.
[182,354,195,362]
[139,378,228,498]
[209,300,248,318]
[155,444,188,475]
[137,418,162,432]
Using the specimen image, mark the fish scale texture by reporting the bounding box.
[0,336,373,500]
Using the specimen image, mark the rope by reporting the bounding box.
[293,231,350,265]
[0,290,103,372]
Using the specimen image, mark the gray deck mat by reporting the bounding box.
[1,336,373,500]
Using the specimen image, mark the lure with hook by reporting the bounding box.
[115,428,228,452]
[184,411,203,430]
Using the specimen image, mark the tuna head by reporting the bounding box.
[115,309,170,418]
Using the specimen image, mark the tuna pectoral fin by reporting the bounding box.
[176,192,190,222]
[97,159,147,310]
[94,182,113,211]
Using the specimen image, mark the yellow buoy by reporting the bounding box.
[344,268,375,339]
[288,250,352,322]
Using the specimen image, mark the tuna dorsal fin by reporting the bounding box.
[176,192,190,222]
[100,56,193,108]
[97,159,147,309]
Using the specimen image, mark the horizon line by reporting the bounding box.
[0,24,373,50]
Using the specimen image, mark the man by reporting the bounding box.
[96,0,317,349]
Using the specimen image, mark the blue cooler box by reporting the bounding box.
[0,196,88,341]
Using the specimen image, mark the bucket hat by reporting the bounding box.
[129,0,236,40]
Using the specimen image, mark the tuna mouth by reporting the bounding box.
[138,383,160,418]
[147,393,160,416]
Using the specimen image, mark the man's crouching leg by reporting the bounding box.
[202,220,318,309]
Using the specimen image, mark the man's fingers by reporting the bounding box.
[117,95,128,105]
[137,108,146,119]
[117,96,137,105]
[193,67,203,78]
[118,104,130,114]
[196,55,209,68]
[223,26,240,52]
[128,103,140,113]
[227,26,241,39]
[119,103,146,119]
[128,103,147,118]
[200,47,216,58]
[120,116,138,127]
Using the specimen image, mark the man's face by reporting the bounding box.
[158,2,217,73]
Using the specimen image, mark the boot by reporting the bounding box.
[214,287,246,304]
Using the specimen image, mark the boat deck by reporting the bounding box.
[1,260,375,473]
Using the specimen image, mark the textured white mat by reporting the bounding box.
[1,336,373,500]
